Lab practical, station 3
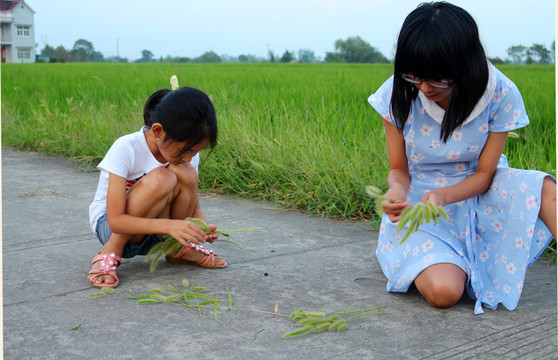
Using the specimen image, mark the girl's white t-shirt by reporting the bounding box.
[88,126,199,232]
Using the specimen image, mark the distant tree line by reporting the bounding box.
[325,36,388,63]
[504,42,554,64]
[486,42,554,65]
[39,39,110,63]
[37,37,553,65]
[37,36,389,64]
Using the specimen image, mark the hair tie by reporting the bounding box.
[170,75,179,91]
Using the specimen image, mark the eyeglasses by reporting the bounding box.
[401,74,453,89]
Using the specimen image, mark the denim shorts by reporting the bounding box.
[95,213,164,259]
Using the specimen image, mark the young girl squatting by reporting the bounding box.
[88,84,226,288]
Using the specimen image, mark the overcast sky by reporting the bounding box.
[30,0,555,61]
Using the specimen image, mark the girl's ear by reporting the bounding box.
[151,123,165,139]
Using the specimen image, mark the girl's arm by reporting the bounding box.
[382,119,412,221]
[105,173,208,245]
[422,131,509,206]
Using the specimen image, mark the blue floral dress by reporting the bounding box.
[368,64,554,314]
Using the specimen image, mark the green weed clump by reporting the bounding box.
[395,203,449,244]
[284,306,388,338]
[366,185,449,244]
[89,279,228,323]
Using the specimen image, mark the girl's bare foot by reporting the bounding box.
[88,252,121,287]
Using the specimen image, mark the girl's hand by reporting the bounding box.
[205,224,218,243]
[421,191,446,208]
[167,219,209,246]
[383,188,412,222]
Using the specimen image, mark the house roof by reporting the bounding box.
[1,0,23,12]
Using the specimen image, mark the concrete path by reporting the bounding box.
[2,148,556,359]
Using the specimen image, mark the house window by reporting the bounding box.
[17,49,30,59]
[16,26,30,37]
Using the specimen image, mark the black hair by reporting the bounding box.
[391,1,489,142]
[143,86,218,156]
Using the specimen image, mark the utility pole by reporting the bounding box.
[116,38,119,62]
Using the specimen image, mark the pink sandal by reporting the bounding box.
[88,252,121,288]
[166,243,227,269]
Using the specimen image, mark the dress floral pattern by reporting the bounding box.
[368,64,553,314]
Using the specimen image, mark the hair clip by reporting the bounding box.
[170,75,179,91]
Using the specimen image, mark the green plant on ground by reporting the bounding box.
[284,306,388,338]
[89,280,388,339]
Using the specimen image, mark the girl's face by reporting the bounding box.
[414,80,453,109]
[159,137,210,165]
[149,123,210,165]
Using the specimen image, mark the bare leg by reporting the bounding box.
[414,263,467,308]
[167,163,201,221]
[539,176,556,239]
[165,163,226,266]
[89,167,178,286]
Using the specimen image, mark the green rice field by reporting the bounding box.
[1,63,555,227]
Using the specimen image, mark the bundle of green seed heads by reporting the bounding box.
[145,218,263,272]
[365,185,449,244]
[284,306,388,338]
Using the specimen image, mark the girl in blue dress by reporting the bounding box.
[368,1,556,314]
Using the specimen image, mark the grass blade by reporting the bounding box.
[227,286,233,310]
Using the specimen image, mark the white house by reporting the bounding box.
[1,0,35,63]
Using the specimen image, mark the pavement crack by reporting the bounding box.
[3,232,92,252]
[422,313,558,359]
[3,287,93,307]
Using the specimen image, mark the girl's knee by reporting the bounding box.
[141,167,177,195]
[415,263,466,308]
[422,282,464,308]
[168,163,199,189]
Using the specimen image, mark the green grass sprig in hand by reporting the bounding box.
[365,185,449,244]
[145,218,263,272]
[396,202,449,244]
